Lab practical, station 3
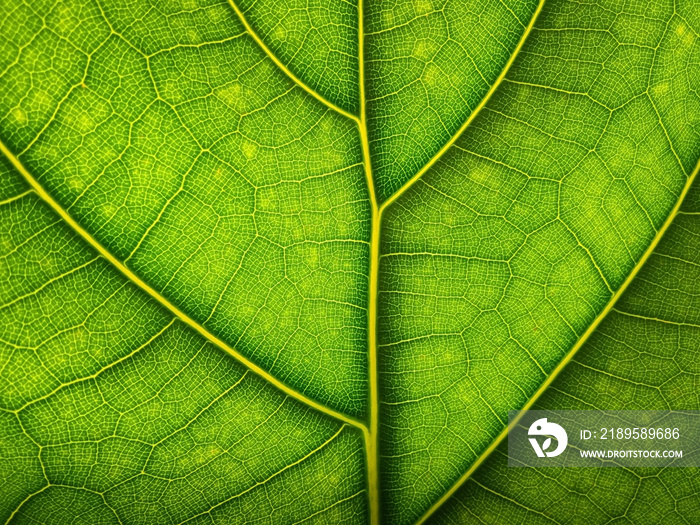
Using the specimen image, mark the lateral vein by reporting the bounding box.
[0,139,367,434]
[226,0,360,123]
[415,155,700,525]
[380,0,547,213]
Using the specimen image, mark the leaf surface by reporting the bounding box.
[378,0,700,521]
[430,166,700,525]
[0,0,699,523]
[0,156,366,524]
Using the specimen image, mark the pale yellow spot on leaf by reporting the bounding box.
[241,140,258,159]
[11,108,27,126]
[422,63,442,87]
[187,28,200,44]
[469,165,490,184]
[676,22,695,46]
[412,40,436,61]
[68,176,86,192]
[415,0,432,15]
[652,82,669,96]
[40,258,54,271]
[207,8,224,22]
[382,10,395,28]
[34,90,52,108]
[102,203,117,217]
[0,236,12,254]
[76,112,94,133]
[273,25,286,40]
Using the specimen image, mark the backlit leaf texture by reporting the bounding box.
[430,164,700,525]
[0,0,698,524]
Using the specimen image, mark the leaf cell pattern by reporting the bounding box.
[0,0,699,523]
[431,177,700,525]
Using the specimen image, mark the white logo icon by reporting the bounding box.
[528,417,568,458]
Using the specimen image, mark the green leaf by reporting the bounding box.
[430,169,700,525]
[0,0,698,524]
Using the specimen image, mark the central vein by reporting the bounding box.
[366,203,381,525]
[357,1,381,523]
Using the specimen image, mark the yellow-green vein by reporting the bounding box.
[0,139,367,434]
[358,0,381,521]
[379,0,547,213]
[182,424,349,523]
[226,0,360,124]
[415,156,700,525]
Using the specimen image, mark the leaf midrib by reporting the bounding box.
[1,1,545,523]
[4,1,695,524]
[202,2,700,523]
